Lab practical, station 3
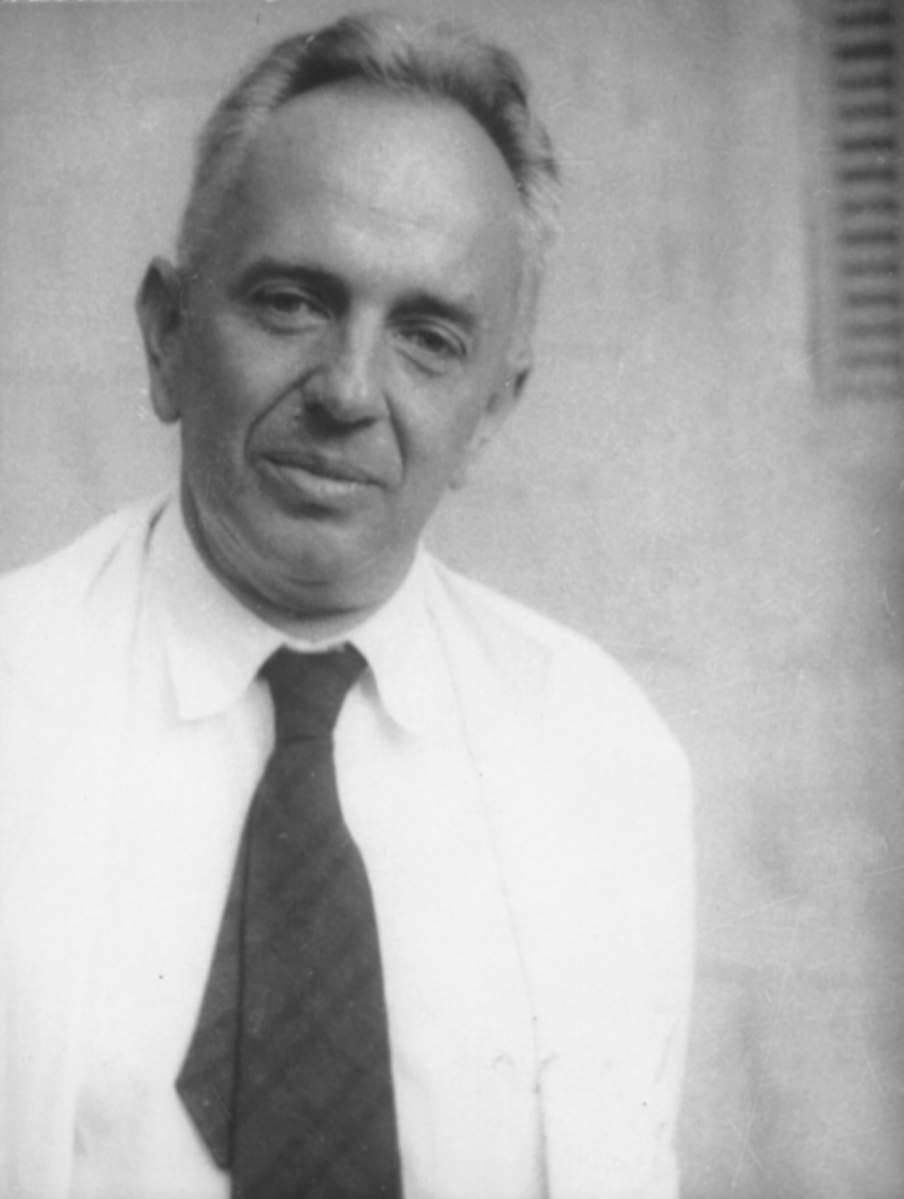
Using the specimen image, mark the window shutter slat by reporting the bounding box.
[814,0,903,400]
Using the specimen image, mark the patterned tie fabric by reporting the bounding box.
[177,646,403,1199]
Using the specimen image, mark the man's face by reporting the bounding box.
[141,84,527,625]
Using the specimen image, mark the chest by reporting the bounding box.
[69,681,543,1197]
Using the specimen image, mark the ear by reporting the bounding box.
[135,257,185,425]
[450,351,532,490]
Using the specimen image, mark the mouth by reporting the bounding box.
[258,451,380,509]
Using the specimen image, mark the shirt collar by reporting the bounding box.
[148,497,452,737]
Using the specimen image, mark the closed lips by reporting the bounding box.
[263,452,378,485]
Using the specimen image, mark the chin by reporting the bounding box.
[211,501,408,620]
[243,529,375,613]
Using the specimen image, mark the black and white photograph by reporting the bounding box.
[0,2,902,1197]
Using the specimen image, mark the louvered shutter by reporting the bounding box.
[812,0,902,400]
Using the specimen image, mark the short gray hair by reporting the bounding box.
[176,12,561,302]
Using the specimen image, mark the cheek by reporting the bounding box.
[178,336,269,449]
[397,405,489,504]
[432,392,497,459]
[176,375,251,492]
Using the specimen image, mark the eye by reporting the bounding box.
[249,285,329,330]
[395,323,467,373]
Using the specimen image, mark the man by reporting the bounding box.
[0,13,693,1199]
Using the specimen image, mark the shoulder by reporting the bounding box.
[424,555,690,788]
[0,496,167,702]
[425,552,609,667]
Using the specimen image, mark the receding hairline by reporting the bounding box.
[225,80,527,234]
[182,77,538,266]
[176,15,560,267]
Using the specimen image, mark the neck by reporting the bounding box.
[179,489,400,645]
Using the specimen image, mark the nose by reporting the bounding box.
[303,320,384,429]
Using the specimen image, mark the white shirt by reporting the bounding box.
[69,501,543,1199]
[0,494,693,1199]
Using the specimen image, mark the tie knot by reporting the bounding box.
[261,645,366,741]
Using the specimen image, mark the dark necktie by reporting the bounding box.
[177,646,403,1199]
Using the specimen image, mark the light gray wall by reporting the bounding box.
[2,1,903,1195]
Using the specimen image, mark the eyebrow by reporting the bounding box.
[393,291,481,337]
[233,258,482,335]
[232,260,346,306]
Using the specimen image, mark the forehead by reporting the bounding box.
[214,83,524,288]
